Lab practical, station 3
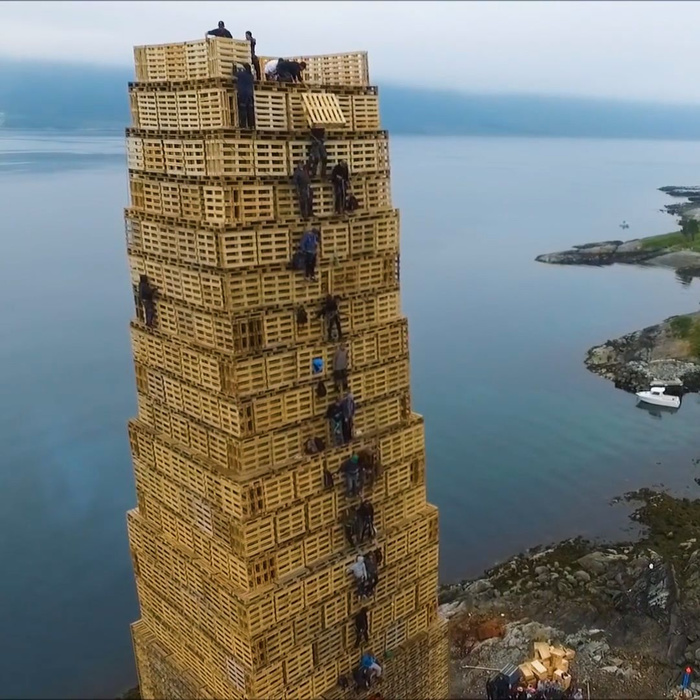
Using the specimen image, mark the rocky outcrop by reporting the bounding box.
[535,239,660,266]
[584,313,700,393]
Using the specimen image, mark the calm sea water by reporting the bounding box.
[1,131,700,698]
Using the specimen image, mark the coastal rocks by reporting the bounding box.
[584,313,700,394]
[468,579,494,596]
[577,552,626,576]
[535,239,659,267]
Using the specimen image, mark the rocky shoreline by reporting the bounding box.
[440,489,700,699]
[584,312,700,394]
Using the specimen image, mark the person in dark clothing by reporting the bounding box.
[361,554,378,597]
[317,294,342,341]
[235,63,255,129]
[308,129,328,178]
[357,449,375,489]
[345,192,360,213]
[292,161,313,219]
[331,160,350,214]
[357,499,375,542]
[276,59,306,82]
[353,666,370,691]
[244,31,261,80]
[339,454,361,497]
[326,399,344,447]
[206,21,232,38]
[342,508,357,546]
[354,608,370,647]
[299,228,319,281]
[332,343,349,391]
[340,391,356,443]
[486,678,495,700]
[138,274,156,327]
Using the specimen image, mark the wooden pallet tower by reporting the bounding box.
[124,36,448,700]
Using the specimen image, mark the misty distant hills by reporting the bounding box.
[3,58,700,140]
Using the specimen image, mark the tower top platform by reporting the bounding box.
[134,37,370,87]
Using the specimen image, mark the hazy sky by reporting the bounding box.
[0,0,698,103]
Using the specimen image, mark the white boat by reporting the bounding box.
[635,386,681,409]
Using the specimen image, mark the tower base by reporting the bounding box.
[132,618,449,700]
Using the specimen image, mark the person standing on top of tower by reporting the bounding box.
[332,159,350,214]
[264,57,281,81]
[234,64,255,129]
[276,59,306,82]
[299,228,319,281]
[244,31,261,80]
[206,21,233,38]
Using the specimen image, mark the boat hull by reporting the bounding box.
[636,392,681,409]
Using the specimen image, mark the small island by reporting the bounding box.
[537,185,700,392]
[536,185,700,276]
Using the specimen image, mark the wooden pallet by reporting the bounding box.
[301,93,347,128]
[134,38,252,83]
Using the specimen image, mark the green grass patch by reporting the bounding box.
[670,315,694,339]
[640,230,686,250]
[639,229,700,252]
[689,322,700,358]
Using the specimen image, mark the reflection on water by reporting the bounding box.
[635,401,681,420]
[0,129,124,174]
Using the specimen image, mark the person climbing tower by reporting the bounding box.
[331,159,350,214]
[293,161,313,219]
[354,607,370,647]
[357,499,375,542]
[308,128,328,178]
[326,398,345,447]
[339,454,361,497]
[349,554,367,597]
[333,342,349,391]
[340,390,356,443]
[234,63,255,129]
[299,228,319,281]
[138,274,157,328]
[318,294,342,341]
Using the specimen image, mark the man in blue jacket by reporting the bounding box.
[299,228,319,281]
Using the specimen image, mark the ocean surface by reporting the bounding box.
[1,131,700,698]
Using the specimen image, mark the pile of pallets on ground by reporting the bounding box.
[518,641,575,691]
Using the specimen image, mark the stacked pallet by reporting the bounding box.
[125,35,448,700]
